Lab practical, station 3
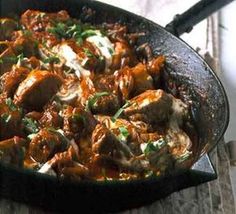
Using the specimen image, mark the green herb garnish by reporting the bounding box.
[48,22,68,39]
[0,53,24,65]
[83,48,94,58]
[5,98,18,111]
[144,138,166,155]
[22,117,39,134]
[81,29,97,38]
[22,29,32,37]
[98,42,103,47]
[86,92,109,111]
[1,113,11,123]
[176,151,192,163]
[27,133,37,140]
[111,101,131,122]
[71,113,86,125]
[48,22,84,43]
[43,56,60,64]
[118,126,129,142]
[108,47,114,55]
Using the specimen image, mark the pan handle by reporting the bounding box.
[165,0,235,37]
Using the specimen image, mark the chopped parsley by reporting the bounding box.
[22,29,32,37]
[98,42,103,47]
[5,98,18,111]
[175,151,192,163]
[83,48,94,58]
[0,53,24,65]
[71,113,86,125]
[118,126,129,142]
[48,22,84,43]
[1,113,11,123]
[144,138,166,155]
[22,117,39,134]
[81,29,97,38]
[48,22,68,39]
[111,101,131,122]
[108,47,114,55]
[43,56,60,64]
[86,92,109,111]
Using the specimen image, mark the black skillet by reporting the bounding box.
[0,0,232,213]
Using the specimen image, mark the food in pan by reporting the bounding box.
[0,9,195,181]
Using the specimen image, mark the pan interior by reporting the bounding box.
[0,0,229,164]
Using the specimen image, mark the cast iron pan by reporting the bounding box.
[0,0,231,213]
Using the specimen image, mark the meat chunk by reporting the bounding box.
[12,32,38,57]
[91,124,132,158]
[0,136,27,167]
[29,128,68,163]
[114,63,154,102]
[0,98,23,140]
[38,146,89,180]
[0,18,17,40]
[62,105,98,139]
[14,70,63,110]
[129,63,154,96]
[147,56,165,86]
[39,101,63,129]
[0,66,30,97]
[165,97,192,163]
[89,93,120,115]
[124,89,172,124]
[0,45,16,75]
[21,10,70,31]
[97,115,160,155]
[114,67,134,101]
[21,10,70,46]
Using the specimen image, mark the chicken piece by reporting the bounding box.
[21,10,70,46]
[12,32,38,57]
[0,44,16,75]
[114,63,154,101]
[97,115,160,155]
[114,67,134,101]
[124,89,172,124]
[29,128,68,163]
[77,76,96,106]
[0,66,30,97]
[97,115,144,143]
[105,23,138,69]
[62,105,98,139]
[38,146,89,180]
[39,101,63,129]
[21,10,70,31]
[56,76,80,105]
[89,92,120,115]
[14,70,63,110]
[91,124,133,159]
[147,55,165,86]
[19,56,41,70]
[0,98,23,140]
[140,137,174,174]
[165,96,192,163]
[54,41,103,78]
[111,41,138,70]
[93,74,116,93]
[129,63,154,96]
[0,136,27,167]
[0,18,18,40]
